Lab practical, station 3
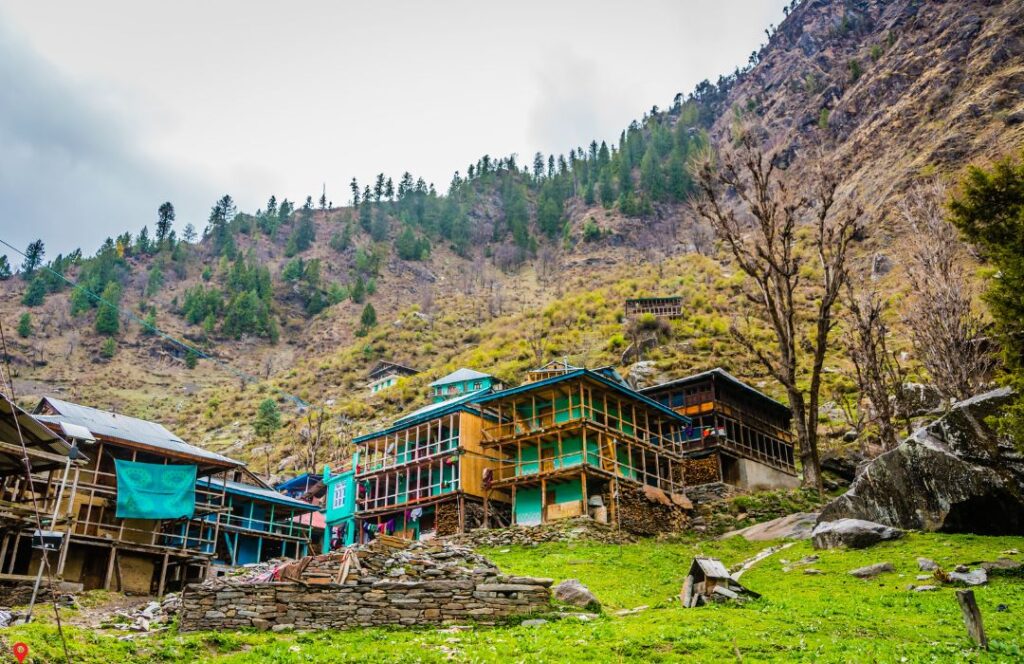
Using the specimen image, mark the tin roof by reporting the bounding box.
[35,396,241,467]
[641,368,790,418]
[473,369,691,425]
[0,395,87,473]
[197,476,319,511]
[691,557,733,579]
[429,368,491,387]
[354,389,491,444]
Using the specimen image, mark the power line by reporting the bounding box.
[0,236,310,410]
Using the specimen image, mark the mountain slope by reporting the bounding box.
[2,0,1023,477]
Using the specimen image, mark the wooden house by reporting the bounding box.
[429,368,496,403]
[641,369,798,490]
[474,369,691,528]
[197,470,318,569]
[367,361,419,395]
[30,397,245,594]
[624,296,684,319]
[0,395,89,589]
[348,390,510,542]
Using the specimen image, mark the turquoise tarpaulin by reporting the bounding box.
[114,459,197,519]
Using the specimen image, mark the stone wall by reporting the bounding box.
[179,540,551,631]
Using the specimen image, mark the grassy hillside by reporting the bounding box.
[9,532,1024,662]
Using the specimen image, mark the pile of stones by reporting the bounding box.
[449,517,636,547]
[179,539,552,632]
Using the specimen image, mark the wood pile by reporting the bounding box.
[612,481,688,536]
[685,455,721,485]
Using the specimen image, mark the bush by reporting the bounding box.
[100,338,116,358]
[17,313,32,338]
[582,219,602,243]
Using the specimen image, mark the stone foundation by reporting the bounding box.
[179,540,551,631]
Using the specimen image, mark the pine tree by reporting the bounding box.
[0,256,11,280]
[182,224,198,243]
[351,275,366,303]
[350,178,360,207]
[253,398,282,478]
[17,313,32,338]
[360,302,377,329]
[156,202,175,244]
[21,240,44,279]
[21,277,46,306]
[95,282,122,336]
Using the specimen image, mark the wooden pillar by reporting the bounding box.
[540,477,547,524]
[157,552,169,597]
[580,471,588,517]
[457,493,466,534]
[103,546,117,591]
[511,485,517,525]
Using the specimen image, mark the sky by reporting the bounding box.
[0,0,789,259]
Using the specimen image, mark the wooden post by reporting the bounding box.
[103,547,117,591]
[580,471,588,518]
[157,552,169,597]
[540,477,547,523]
[956,589,988,649]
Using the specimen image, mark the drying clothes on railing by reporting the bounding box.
[114,459,197,519]
[408,507,423,522]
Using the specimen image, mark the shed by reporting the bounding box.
[680,557,760,607]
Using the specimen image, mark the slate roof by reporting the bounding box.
[35,396,241,467]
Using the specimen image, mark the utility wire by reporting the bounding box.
[0,321,72,664]
[0,236,310,410]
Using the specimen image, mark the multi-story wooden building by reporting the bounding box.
[348,388,510,542]
[429,368,496,403]
[27,397,247,594]
[641,368,798,490]
[475,369,691,529]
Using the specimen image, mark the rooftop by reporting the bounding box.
[429,368,491,387]
[197,476,319,511]
[35,396,242,468]
[640,368,790,417]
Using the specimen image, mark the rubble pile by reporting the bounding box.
[180,538,552,632]
[104,593,181,633]
[449,517,635,547]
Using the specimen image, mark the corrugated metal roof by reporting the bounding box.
[429,368,491,387]
[473,369,691,425]
[197,477,319,511]
[354,390,491,444]
[0,395,87,472]
[36,397,241,467]
[641,368,790,416]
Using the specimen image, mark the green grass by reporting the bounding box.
[8,533,1024,662]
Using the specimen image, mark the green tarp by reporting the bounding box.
[115,459,197,519]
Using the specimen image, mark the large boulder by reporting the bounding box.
[812,519,904,549]
[553,579,601,612]
[819,388,1024,534]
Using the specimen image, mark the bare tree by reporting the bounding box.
[899,182,992,402]
[299,408,331,473]
[691,132,861,492]
[688,219,716,257]
[843,285,908,450]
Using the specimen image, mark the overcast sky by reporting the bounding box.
[0,0,788,259]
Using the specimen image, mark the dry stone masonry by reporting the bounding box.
[180,539,551,631]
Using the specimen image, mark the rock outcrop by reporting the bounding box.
[819,388,1024,534]
[812,518,903,549]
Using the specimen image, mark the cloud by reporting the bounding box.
[525,51,640,158]
[0,20,210,259]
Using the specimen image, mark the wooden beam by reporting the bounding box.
[0,440,81,466]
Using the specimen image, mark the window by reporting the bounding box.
[332,483,346,510]
[472,381,481,390]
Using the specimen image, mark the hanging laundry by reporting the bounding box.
[409,507,423,521]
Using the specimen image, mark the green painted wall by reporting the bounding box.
[515,437,600,476]
[514,477,583,525]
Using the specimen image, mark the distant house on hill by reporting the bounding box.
[624,296,684,319]
[429,368,496,402]
[641,368,798,490]
[367,361,418,395]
